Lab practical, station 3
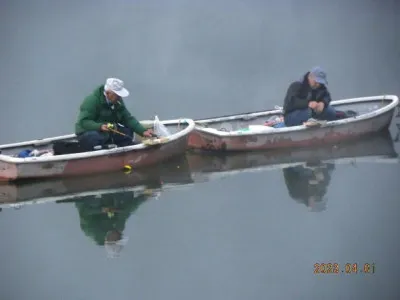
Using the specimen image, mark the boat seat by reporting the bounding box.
[53,140,85,155]
[52,140,128,155]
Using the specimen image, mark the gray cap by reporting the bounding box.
[310,66,328,86]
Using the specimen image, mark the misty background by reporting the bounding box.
[0,0,399,299]
[0,0,399,142]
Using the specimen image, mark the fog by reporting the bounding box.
[0,1,399,299]
[0,0,399,142]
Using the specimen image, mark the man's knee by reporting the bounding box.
[317,105,337,121]
[118,126,133,137]
[79,130,104,140]
[78,131,106,150]
[284,108,312,126]
[112,126,134,147]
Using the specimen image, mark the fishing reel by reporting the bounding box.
[107,123,116,130]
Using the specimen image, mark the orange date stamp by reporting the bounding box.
[314,263,376,274]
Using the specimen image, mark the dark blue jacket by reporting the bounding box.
[283,72,332,115]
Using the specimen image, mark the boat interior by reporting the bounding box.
[0,121,191,159]
[0,136,79,158]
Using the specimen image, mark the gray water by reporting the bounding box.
[1,0,400,299]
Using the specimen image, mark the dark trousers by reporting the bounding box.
[78,126,135,151]
[284,105,337,127]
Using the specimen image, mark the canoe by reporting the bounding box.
[0,118,195,182]
[181,95,399,152]
[0,131,397,210]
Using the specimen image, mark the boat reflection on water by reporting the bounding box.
[186,130,398,212]
[282,128,397,212]
[394,122,400,142]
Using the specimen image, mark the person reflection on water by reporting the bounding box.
[282,161,335,212]
[74,188,160,258]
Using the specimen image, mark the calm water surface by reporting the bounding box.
[1,0,400,299]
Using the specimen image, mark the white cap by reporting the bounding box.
[104,78,130,97]
[104,237,129,258]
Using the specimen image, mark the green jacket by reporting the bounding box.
[75,85,147,135]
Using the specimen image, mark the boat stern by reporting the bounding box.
[0,159,18,182]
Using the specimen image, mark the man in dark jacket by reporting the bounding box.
[75,78,154,150]
[283,67,338,127]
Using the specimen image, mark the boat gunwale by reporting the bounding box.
[0,119,195,164]
[188,95,399,137]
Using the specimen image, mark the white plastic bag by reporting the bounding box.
[153,115,171,137]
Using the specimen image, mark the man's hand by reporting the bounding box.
[143,129,155,138]
[100,123,116,131]
[315,102,325,113]
[100,124,110,131]
[308,101,318,110]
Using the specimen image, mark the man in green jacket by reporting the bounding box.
[75,77,154,151]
